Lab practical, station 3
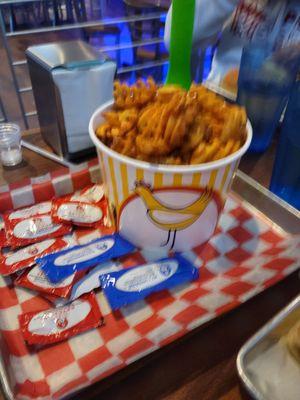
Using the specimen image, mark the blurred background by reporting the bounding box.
[0,0,215,130]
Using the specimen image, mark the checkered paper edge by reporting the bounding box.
[0,167,299,399]
[0,159,99,213]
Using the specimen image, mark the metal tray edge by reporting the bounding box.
[235,171,300,219]
[233,170,300,234]
[0,337,14,400]
[236,294,300,400]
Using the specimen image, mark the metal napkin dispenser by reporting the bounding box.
[26,40,116,160]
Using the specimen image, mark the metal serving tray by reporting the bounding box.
[237,294,300,400]
[0,169,299,400]
[235,172,300,400]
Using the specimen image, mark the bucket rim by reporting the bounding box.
[89,100,253,174]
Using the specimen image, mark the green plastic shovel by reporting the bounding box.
[165,0,196,90]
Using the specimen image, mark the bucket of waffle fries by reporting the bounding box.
[89,79,252,251]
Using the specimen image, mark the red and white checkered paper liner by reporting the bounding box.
[0,163,299,399]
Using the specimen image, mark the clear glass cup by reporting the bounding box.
[270,80,300,210]
[237,42,298,153]
[0,123,22,167]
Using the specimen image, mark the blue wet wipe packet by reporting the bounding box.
[37,234,135,283]
[69,261,121,301]
[100,253,199,310]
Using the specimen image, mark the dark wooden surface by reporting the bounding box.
[0,129,67,186]
[0,130,298,400]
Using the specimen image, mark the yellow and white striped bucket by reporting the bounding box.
[89,100,252,251]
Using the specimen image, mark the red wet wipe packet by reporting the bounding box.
[19,293,103,345]
[51,184,108,228]
[5,202,52,222]
[4,210,72,249]
[41,292,69,307]
[70,184,105,203]
[15,264,84,298]
[0,229,9,249]
[0,238,66,275]
[0,215,9,249]
[51,199,107,228]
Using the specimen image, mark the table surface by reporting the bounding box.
[0,130,69,187]
[0,130,298,400]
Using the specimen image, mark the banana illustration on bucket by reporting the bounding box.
[134,181,213,249]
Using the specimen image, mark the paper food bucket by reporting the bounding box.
[89,100,252,252]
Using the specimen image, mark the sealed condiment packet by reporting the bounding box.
[38,234,135,283]
[0,229,9,249]
[51,199,107,228]
[14,264,84,298]
[51,184,107,228]
[4,213,72,248]
[5,202,52,221]
[0,216,9,249]
[43,294,77,307]
[19,293,103,345]
[0,238,67,275]
[100,254,199,310]
[70,184,104,203]
[40,292,70,307]
[69,261,121,301]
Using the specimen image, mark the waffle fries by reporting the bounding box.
[96,79,247,165]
